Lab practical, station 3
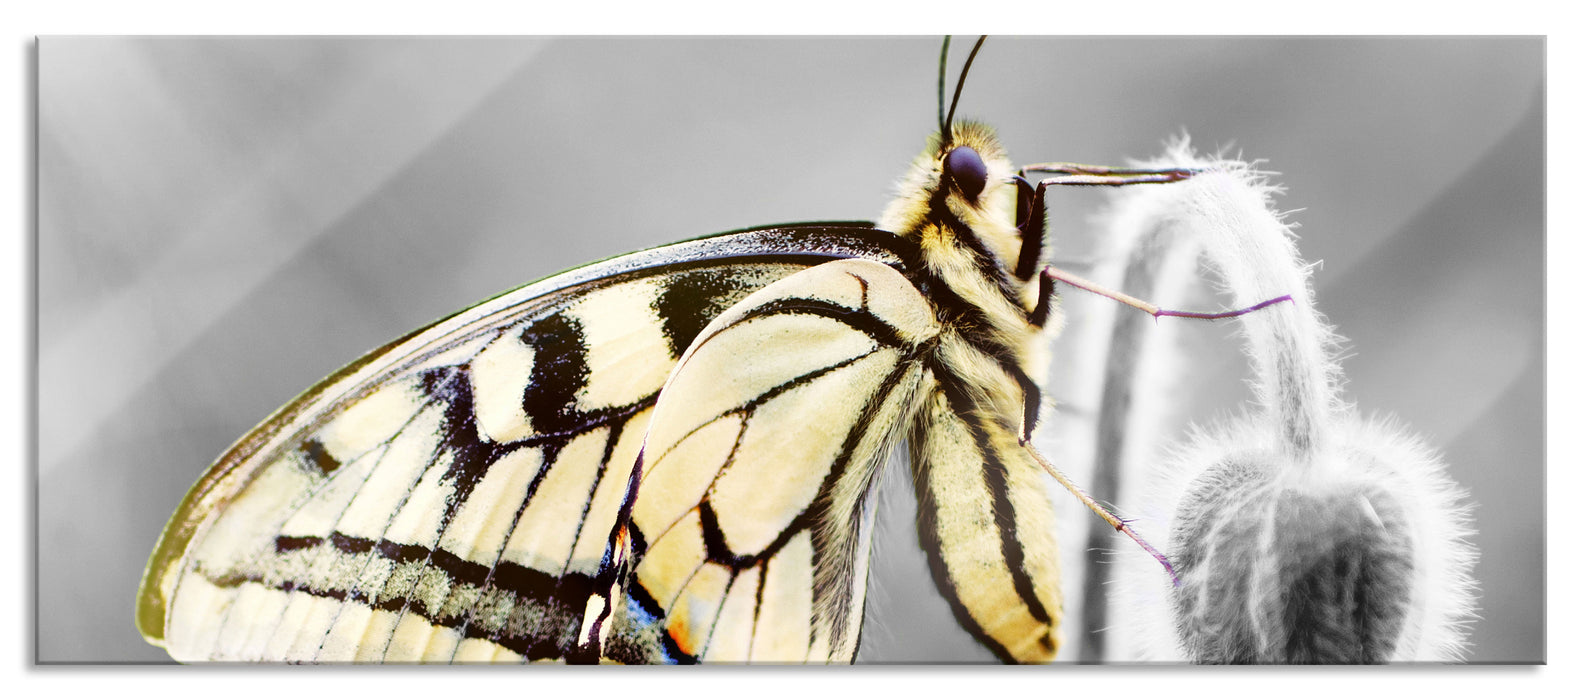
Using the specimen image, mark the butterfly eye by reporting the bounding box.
[943,146,988,203]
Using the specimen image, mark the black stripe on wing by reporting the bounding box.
[201,531,593,658]
[601,261,938,664]
[909,358,1061,664]
[935,369,1056,631]
[144,223,924,661]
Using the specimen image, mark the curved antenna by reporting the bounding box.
[937,36,953,143]
[941,35,987,149]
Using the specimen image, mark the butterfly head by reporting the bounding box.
[879,36,1032,291]
[878,122,1025,280]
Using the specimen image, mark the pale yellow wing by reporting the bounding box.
[907,338,1065,663]
[136,225,908,662]
[590,258,941,664]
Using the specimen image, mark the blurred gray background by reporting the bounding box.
[37,37,1541,663]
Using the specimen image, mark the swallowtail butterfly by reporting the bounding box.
[136,36,1278,664]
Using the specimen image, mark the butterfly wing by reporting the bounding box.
[136,223,909,662]
[908,376,1064,663]
[589,258,941,664]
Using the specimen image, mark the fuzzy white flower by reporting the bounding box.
[1100,141,1478,663]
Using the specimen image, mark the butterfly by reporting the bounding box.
[135,36,1238,664]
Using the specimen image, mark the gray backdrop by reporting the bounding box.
[37,36,1542,663]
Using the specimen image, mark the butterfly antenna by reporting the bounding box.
[942,35,987,149]
[938,35,953,145]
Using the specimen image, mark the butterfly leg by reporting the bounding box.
[1009,322,1179,583]
[1035,266,1294,321]
[1020,259,1291,588]
[1016,163,1291,318]
[1006,353,1177,586]
[1023,445,1179,586]
[1019,162,1200,179]
[1012,165,1199,280]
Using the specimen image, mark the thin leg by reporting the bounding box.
[1034,172,1194,187]
[1020,162,1200,180]
[1012,166,1199,281]
[1024,444,1179,586]
[1040,266,1293,321]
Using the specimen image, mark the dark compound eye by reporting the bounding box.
[943,146,988,203]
